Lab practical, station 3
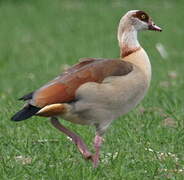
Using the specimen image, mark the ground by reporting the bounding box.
[0,0,184,179]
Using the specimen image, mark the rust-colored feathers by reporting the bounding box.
[11,58,132,121]
[32,58,132,107]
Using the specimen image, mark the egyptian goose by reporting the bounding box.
[11,10,162,167]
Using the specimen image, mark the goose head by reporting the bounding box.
[118,10,162,58]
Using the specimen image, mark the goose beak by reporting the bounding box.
[148,23,162,32]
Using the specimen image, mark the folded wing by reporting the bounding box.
[29,58,133,108]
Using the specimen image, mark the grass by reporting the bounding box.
[0,0,184,179]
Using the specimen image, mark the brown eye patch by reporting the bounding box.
[133,11,149,23]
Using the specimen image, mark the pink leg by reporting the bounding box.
[50,117,92,160]
[92,134,103,168]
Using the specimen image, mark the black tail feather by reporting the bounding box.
[18,92,34,101]
[11,104,41,121]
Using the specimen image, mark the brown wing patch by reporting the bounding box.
[32,59,133,107]
[34,82,72,107]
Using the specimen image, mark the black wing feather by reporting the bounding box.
[18,92,34,101]
[11,104,40,121]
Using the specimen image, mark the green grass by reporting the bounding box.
[1,0,184,179]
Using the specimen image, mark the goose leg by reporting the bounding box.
[50,117,92,160]
[92,133,103,168]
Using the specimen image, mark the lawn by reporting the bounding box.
[1,0,184,179]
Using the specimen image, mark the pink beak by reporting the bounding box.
[148,23,162,32]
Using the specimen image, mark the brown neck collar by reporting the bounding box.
[120,46,141,58]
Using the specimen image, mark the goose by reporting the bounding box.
[11,10,162,168]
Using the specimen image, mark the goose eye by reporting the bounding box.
[141,14,146,20]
